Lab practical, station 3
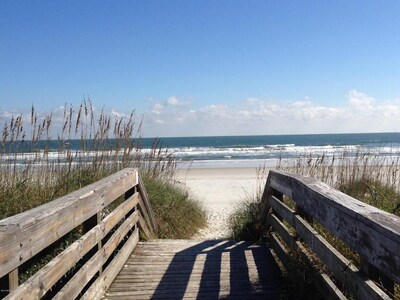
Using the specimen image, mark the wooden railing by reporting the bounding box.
[261,170,400,300]
[0,168,157,300]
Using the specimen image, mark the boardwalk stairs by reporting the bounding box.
[1,169,399,299]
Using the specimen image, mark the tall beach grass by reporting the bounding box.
[277,152,400,215]
[0,100,207,288]
[0,100,206,236]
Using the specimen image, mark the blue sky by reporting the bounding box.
[1,1,400,137]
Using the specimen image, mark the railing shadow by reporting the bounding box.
[151,240,283,299]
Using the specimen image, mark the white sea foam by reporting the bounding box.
[170,144,399,160]
[2,142,400,169]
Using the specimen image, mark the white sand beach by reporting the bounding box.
[175,167,272,239]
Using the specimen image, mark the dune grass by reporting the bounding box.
[229,152,400,241]
[278,152,400,216]
[228,165,267,241]
[0,100,206,236]
[143,175,206,239]
[0,100,207,286]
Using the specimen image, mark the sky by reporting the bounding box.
[1,1,400,137]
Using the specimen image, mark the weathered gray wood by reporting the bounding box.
[103,239,283,300]
[0,168,166,299]
[55,216,140,300]
[360,257,395,296]
[266,213,296,249]
[269,232,290,276]
[1,269,19,295]
[294,241,347,300]
[317,273,347,300]
[269,199,389,299]
[269,227,346,300]
[0,168,138,278]
[137,175,158,234]
[267,170,400,283]
[137,211,152,239]
[260,173,283,231]
[8,269,18,292]
[268,195,296,226]
[5,197,140,300]
[82,228,139,300]
[292,214,390,300]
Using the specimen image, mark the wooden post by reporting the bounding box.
[272,189,283,201]
[0,269,18,297]
[272,188,284,221]
[295,204,313,225]
[261,187,284,237]
[125,186,137,216]
[82,212,102,273]
[8,270,18,291]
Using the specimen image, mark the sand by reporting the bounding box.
[175,167,271,239]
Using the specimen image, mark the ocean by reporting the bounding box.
[152,132,400,168]
[3,132,400,169]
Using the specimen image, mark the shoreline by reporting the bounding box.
[175,167,274,239]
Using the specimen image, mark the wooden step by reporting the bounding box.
[103,239,283,300]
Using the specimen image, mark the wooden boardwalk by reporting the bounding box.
[2,169,399,299]
[103,239,283,300]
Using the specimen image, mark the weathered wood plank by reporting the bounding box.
[266,213,296,249]
[269,232,346,300]
[294,241,347,300]
[0,168,138,278]
[9,269,18,292]
[5,206,139,300]
[268,195,296,224]
[267,170,400,283]
[317,273,347,300]
[137,211,152,239]
[137,175,158,234]
[54,218,139,300]
[82,229,139,300]
[103,239,283,300]
[265,233,289,273]
[292,214,390,300]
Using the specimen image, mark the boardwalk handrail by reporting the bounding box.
[261,170,400,299]
[0,168,157,299]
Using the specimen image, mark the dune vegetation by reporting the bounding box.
[230,152,400,240]
[0,100,207,285]
[0,100,206,237]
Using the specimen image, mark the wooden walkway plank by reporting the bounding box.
[103,239,283,300]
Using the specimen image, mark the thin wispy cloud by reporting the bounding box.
[166,96,188,107]
[1,90,399,138]
[143,90,400,137]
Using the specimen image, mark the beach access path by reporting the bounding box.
[175,167,269,239]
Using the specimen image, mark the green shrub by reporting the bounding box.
[228,199,262,241]
[228,165,268,241]
[143,175,207,239]
[340,179,400,216]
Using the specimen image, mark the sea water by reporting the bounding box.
[154,132,400,168]
[2,132,400,169]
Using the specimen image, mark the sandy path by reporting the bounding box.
[175,168,268,239]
